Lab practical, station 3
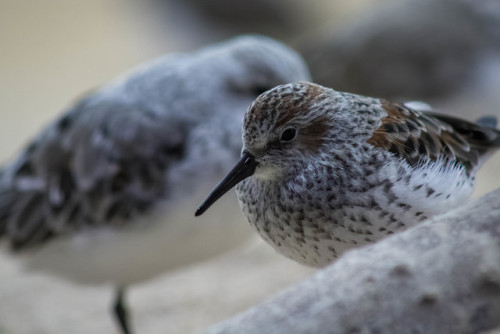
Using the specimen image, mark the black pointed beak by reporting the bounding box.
[195,151,257,217]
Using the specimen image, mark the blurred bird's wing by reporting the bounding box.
[366,100,500,173]
[0,95,187,251]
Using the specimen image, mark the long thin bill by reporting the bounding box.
[195,151,257,216]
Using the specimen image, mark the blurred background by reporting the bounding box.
[0,0,499,333]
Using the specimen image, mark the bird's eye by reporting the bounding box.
[280,127,297,142]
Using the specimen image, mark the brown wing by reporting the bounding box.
[367,100,500,173]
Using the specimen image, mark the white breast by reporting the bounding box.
[15,189,252,286]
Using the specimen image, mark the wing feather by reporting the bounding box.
[367,100,500,172]
[0,97,187,250]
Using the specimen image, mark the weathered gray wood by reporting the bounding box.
[204,188,500,334]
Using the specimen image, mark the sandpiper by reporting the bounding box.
[196,81,500,267]
[0,36,310,334]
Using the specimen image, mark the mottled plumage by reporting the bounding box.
[197,82,500,268]
[0,36,310,334]
[368,100,498,173]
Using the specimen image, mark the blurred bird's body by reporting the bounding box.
[197,82,500,268]
[0,36,310,333]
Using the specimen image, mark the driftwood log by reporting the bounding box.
[204,188,500,334]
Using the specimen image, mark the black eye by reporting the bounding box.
[280,127,296,142]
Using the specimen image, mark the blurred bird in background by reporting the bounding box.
[0,35,309,334]
[299,0,500,100]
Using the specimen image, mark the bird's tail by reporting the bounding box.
[428,113,500,149]
[0,187,13,239]
[475,115,500,147]
[475,115,498,129]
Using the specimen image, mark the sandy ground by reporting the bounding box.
[1,1,499,333]
[0,238,315,334]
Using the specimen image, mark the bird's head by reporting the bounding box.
[195,81,347,216]
[239,81,333,179]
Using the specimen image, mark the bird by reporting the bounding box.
[196,81,500,268]
[0,36,310,334]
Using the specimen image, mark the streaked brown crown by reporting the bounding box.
[243,82,330,153]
